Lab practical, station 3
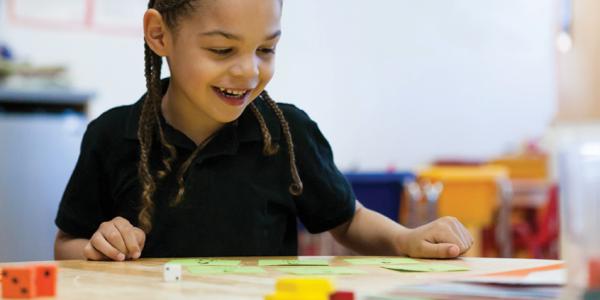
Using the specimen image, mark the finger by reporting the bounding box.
[90,232,126,261]
[452,219,474,252]
[465,225,475,245]
[113,221,140,259]
[449,219,469,251]
[83,242,110,261]
[133,227,146,252]
[460,223,475,250]
[101,223,128,255]
[436,217,466,250]
[462,230,475,254]
[432,222,465,251]
[419,241,460,258]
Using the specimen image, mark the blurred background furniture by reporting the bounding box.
[0,87,92,262]
[489,150,559,259]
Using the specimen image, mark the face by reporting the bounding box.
[164,0,282,124]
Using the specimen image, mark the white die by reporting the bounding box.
[163,263,182,282]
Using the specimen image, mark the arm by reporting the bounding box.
[329,201,474,258]
[54,217,146,261]
[54,230,88,260]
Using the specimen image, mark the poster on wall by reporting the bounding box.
[6,0,146,36]
[93,0,147,34]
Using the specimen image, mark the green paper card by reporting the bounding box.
[167,259,241,266]
[344,257,419,265]
[258,259,329,266]
[276,266,366,275]
[383,264,469,272]
[187,266,266,275]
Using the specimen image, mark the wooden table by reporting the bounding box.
[0,257,564,300]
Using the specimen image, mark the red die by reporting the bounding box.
[1,266,37,298]
[330,291,355,300]
[35,264,57,297]
[589,258,600,289]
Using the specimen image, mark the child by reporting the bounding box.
[54,0,473,261]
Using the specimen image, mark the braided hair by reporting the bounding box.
[138,0,301,233]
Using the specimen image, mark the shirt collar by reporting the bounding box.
[123,78,281,152]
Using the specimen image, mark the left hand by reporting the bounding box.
[396,216,474,258]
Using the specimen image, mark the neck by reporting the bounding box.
[161,84,224,146]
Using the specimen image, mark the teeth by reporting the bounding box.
[217,87,247,97]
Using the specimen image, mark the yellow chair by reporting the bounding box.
[489,154,548,180]
[417,165,511,257]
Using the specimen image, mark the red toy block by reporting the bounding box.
[589,258,600,289]
[35,264,57,297]
[1,266,37,298]
[330,291,355,300]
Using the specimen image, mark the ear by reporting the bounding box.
[144,9,171,57]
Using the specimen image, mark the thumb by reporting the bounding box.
[419,241,460,258]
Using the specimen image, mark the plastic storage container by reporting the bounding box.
[559,142,600,291]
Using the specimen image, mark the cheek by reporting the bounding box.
[186,59,222,85]
[259,61,275,84]
[172,47,218,80]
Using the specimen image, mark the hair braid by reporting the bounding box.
[138,44,179,233]
[260,92,303,196]
[149,53,177,180]
[171,134,213,206]
[249,102,279,156]
[137,44,159,233]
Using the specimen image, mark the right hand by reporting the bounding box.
[398,216,473,258]
[84,216,146,261]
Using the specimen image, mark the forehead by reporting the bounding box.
[183,0,281,35]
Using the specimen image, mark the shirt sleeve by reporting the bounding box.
[292,115,356,234]
[55,120,108,239]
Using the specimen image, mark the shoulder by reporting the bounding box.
[277,103,320,142]
[83,101,140,149]
[276,102,318,130]
[274,102,331,149]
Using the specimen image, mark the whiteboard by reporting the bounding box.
[6,0,146,34]
[269,0,557,170]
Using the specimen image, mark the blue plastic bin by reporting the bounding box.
[298,172,415,232]
[344,172,415,222]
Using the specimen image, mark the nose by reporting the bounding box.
[229,54,260,79]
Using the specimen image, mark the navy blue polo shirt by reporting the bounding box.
[55,81,356,257]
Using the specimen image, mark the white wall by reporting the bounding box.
[0,0,557,171]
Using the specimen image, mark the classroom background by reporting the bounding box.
[0,0,599,265]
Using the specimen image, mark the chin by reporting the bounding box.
[215,109,246,124]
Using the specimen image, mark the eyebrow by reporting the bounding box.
[200,30,281,41]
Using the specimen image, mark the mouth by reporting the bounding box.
[212,86,252,99]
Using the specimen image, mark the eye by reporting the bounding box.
[208,48,233,55]
[258,47,276,55]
